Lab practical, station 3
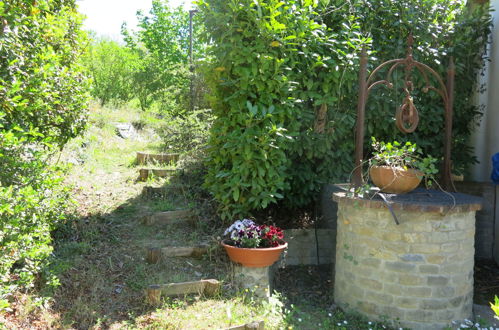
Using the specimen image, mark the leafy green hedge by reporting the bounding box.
[199,0,490,220]
[0,0,89,305]
[198,0,365,218]
[0,139,71,304]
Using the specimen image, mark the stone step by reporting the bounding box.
[141,210,195,226]
[136,151,180,165]
[146,246,208,264]
[146,279,220,304]
[138,168,181,181]
[226,321,264,330]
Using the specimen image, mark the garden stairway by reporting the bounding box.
[139,209,220,304]
[135,151,180,181]
[132,151,265,329]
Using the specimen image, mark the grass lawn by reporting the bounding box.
[1,103,405,329]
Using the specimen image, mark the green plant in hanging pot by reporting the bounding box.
[369,137,438,194]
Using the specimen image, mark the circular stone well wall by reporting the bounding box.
[333,190,481,330]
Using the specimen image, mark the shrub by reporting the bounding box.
[342,0,492,176]
[198,0,364,219]
[157,108,214,153]
[0,0,89,305]
[0,0,89,147]
[121,0,205,112]
[199,0,491,220]
[83,38,139,106]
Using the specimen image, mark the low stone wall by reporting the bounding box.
[282,229,335,265]
[333,192,479,330]
[454,181,497,260]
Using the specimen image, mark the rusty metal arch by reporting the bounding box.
[352,35,455,191]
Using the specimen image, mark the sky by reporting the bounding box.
[77,0,193,41]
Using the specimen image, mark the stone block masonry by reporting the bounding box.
[454,181,497,260]
[333,192,480,330]
[232,265,272,301]
[282,229,335,265]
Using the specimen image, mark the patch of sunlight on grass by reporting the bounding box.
[116,294,287,329]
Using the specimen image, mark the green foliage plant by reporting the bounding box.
[369,137,438,187]
[199,0,491,220]
[121,0,202,112]
[198,0,366,219]
[157,108,213,153]
[333,0,492,177]
[0,0,89,306]
[83,38,139,106]
[491,295,499,320]
[1,0,90,148]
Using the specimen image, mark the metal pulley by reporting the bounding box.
[395,95,419,133]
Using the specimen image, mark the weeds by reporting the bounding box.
[2,103,404,329]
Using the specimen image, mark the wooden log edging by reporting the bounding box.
[146,247,161,264]
[141,210,195,226]
[226,320,265,330]
[146,246,208,264]
[136,152,180,165]
[146,279,220,304]
[138,168,179,181]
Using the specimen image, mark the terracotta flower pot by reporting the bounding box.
[370,165,422,194]
[221,240,287,268]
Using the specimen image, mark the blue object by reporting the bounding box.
[492,153,499,184]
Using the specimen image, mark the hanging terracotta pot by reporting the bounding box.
[221,240,287,268]
[370,165,422,194]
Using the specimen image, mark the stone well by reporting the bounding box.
[333,188,482,330]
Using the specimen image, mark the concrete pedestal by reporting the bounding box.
[232,265,272,300]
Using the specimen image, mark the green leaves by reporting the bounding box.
[118,0,202,112]
[83,39,139,106]
[0,0,88,305]
[199,0,363,217]
[1,0,90,147]
[200,0,490,219]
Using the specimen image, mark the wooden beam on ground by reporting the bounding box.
[145,246,208,264]
[146,247,161,264]
[146,284,161,306]
[138,168,179,181]
[141,210,195,226]
[136,152,180,165]
[226,321,265,330]
[146,279,220,301]
[161,246,208,258]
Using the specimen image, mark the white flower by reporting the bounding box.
[230,231,239,240]
[328,313,332,317]
[224,219,254,236]
[298,318,302,322]
[344,321,348,324]
[242,219,254,226]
